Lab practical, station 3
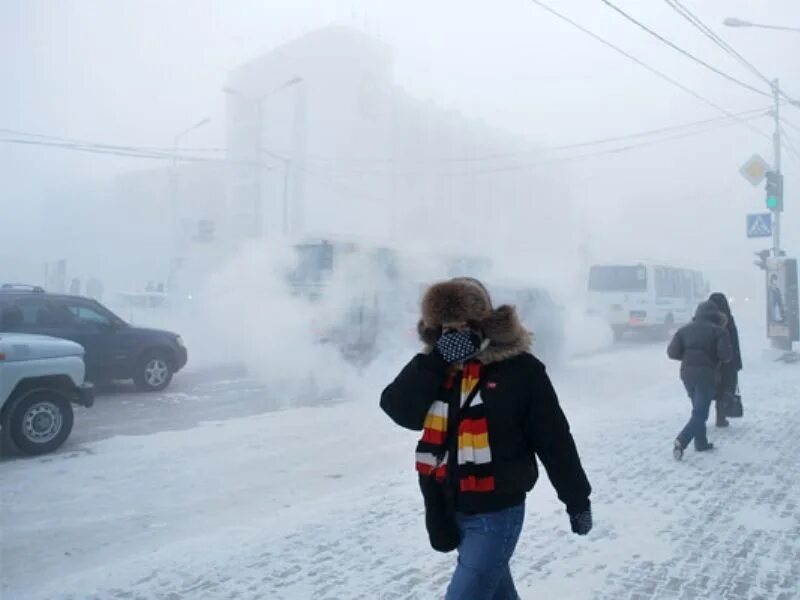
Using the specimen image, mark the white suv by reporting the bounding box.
[0,333,94,455]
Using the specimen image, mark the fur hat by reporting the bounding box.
[418,278,533,364]
[420,278,493,328]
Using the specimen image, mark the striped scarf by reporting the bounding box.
[415,361,496,493]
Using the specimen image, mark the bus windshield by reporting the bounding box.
[589,266,647,292]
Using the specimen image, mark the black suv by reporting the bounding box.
[0,285,187,392]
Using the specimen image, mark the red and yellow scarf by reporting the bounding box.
[415,361,496,493]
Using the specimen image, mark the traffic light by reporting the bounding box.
[765,171,784,211]
[754,249,770,270]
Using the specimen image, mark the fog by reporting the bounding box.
[2,2,800,596]
[1,0,797,383]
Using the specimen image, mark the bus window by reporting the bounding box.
[588,266,647,292]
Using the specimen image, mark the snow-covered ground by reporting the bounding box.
[2,342,799,599]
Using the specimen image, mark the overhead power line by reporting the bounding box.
[0,137,199,161]
[244,106,769,166]
[0,130,266,168]
[1,107,770,170]
[1,109,769,176]
[664,0,773,87]
[529,0,771,140]
[285,111,768,179]
[781,118,800,135]
[601,0,772,98]
[663,0,800,110]
[780,125,800,164]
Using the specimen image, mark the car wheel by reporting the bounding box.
[7,389,74,455]
[134,352,173,392]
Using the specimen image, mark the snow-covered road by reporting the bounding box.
[2,343,798,599]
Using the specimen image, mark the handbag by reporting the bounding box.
[419,374,484,553]
[726,386,744,418]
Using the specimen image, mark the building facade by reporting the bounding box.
[225,26,574,263]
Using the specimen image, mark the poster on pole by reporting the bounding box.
[766,258,800,342]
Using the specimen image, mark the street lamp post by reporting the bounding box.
[725,17,796,351]
[170,117,211,252]
[223,76,303,238]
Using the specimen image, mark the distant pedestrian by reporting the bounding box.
[667,301,733,460]
[380,277,592,599]
[708,293,742,428]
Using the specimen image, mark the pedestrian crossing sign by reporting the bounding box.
[747,213,772,238]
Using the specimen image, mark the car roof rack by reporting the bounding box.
[0,284,46,293]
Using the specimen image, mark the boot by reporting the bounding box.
[673,439,684,461]
[695,443,715,452]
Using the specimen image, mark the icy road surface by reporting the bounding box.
[2,344,799,600]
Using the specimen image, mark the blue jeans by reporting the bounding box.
[445,503,525,600]
[677,379,715,449]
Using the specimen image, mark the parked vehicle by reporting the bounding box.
[0,285,187,391]
[1,332,94,455]
[586,263,709,341]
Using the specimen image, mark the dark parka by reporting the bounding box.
[668,301,734,385]
[380,280,591,517]
[708,293,743,397]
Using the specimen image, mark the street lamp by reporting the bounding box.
[171,116,211,254]
[723,17,800,33]
[723,17,750,28]
[223,76,304,238]
[725,15,798,352]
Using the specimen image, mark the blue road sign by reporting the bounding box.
[747,213,773,238]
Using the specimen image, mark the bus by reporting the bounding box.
[587,262,709,341]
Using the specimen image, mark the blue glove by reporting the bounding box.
[435,329,482,364]
[569,509,593,536]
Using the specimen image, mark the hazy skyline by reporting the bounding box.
[1,0,799,293]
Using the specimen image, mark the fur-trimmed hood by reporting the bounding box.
[418,278,532,364]
[694,300,724,326]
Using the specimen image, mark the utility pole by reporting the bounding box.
[771,79,782,257]
[254,101,264,238]
[223,77,302,239]
[726,18,797,353]
[281,157,291,237]
[770,79,793,351]
[170,117,210,254]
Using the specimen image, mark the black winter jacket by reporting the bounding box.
[380,351,592,516]
[708,293,743,373]
[668,301,733,385]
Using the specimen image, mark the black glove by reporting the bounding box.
[435,329,482,364]
[569,508,593,536]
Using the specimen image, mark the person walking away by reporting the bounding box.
[667,301,733,460]
[380,278,592,600]
[708,293,742,427]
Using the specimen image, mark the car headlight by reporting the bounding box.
[175,336,185,348]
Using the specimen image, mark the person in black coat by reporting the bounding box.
[380,278,591,600]
[668,301,733,459]
[708,292,743,427]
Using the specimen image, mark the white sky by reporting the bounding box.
[1,0,799,290]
